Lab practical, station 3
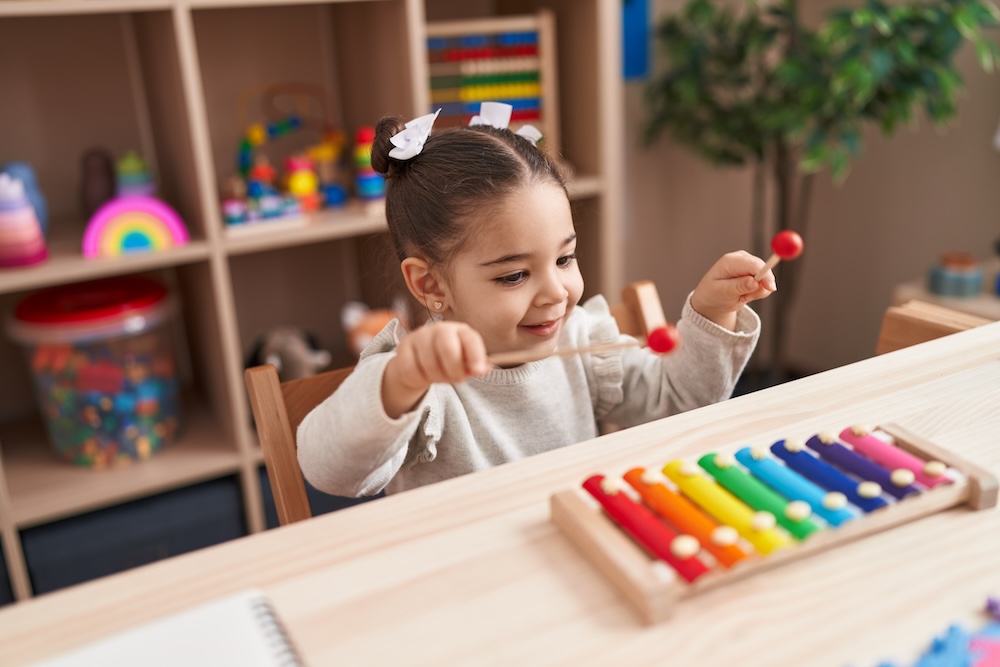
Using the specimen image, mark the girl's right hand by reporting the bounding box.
[382,321,489,418]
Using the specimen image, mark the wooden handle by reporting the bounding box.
[753,254,781,281]
[487,339,641,367]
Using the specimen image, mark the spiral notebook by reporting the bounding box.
[33,589,304,667]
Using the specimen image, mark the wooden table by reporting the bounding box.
[894,279,1000,321]
[3,322,1000,667]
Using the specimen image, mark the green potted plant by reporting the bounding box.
[644,0,999,382]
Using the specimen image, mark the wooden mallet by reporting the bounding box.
[487,324,681,367]
[754,230,804,281]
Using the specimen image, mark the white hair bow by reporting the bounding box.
[469,102,542,146]
[389,109,441,160]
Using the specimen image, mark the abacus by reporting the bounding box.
[425,11,560,156]
[551,423,998,624]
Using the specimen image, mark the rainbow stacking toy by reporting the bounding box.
[0,173,47,267]
[82,195,189,258]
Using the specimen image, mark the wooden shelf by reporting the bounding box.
[222,200,389,256]
[1,401,239,528]
[0,1,172,17]
[0,228,211,296]
[219,174,602,257]
[0,0,624,602]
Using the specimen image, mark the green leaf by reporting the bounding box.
[873,14,893,36]
[871,48,895,81]
[974,36,996,70]
[852,9,874,28]
[954,7,980,39]
[841,128,863,154]
[895,40,918,67]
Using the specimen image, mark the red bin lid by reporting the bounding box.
[14,275,168,326]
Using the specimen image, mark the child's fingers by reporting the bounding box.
[744,272,776,295]
[457,326,489,376]
[431,327,469,382]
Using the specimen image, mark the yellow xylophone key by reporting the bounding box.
[663,460,790,555]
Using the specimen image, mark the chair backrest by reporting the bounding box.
[245,280,669,526]
[876,299,990,355]
[245,365,354,526]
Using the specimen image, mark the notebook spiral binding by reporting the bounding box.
[250,595,306,667]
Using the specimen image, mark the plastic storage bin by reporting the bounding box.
[7,275,181,467]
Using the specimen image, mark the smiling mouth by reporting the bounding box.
[522,319,561,336]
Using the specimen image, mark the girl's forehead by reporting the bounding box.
[461,183,574,254]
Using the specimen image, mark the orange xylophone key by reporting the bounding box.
[624,468,750,568]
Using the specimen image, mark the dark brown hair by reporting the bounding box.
[370,117,567,268]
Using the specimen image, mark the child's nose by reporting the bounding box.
[535,269,570,305]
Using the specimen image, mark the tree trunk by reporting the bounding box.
[770,140,793,382]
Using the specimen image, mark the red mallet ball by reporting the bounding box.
[754,230,805,280]
[771,230,804,261]
[647,324,680,354]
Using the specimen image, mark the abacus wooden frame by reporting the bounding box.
[425,10,560,157]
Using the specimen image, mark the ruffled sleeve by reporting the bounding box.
[562,295,635,420]
[296,318,442,496]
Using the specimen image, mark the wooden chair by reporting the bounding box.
[245,280,668,526]
[876,299,991,355]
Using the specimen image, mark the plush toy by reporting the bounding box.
[245,326,332,382]
[341,300,407,357]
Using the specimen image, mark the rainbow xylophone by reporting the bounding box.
[550,423,998,624]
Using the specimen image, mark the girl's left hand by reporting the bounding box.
[690,250,776,330]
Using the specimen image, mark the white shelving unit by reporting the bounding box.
[0,0,623,602]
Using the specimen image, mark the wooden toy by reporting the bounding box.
[0,173,47,267]
[80,148,116,219]
[754,229,804,280]
[353,126,384,200]
[82,195,189,258]
[486,323,680,366]
[1,161,48,235]
[426,11,560,157]
[550,423,998,624]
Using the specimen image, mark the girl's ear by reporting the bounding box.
[400,257,448,312]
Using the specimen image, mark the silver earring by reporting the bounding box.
[433,301,443,311]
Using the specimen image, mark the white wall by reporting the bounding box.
[626,1,1000,373]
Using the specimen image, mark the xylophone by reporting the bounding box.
[550,423,998,624]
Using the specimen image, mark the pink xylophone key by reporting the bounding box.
[838,425,951,489]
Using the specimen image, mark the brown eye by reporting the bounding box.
[495,271,527,286]
[557,254,577,267]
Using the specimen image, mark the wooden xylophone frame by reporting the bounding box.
[550,423,999,624]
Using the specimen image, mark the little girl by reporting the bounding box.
[298,103,775,498]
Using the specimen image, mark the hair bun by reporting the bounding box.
[371,116,407,176]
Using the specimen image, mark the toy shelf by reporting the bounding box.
[222,202,389,256]
[0,0,624,603]
[0,232,212,296]
[1,401,237,529]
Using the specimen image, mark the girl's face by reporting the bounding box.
[441,182,584,357]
